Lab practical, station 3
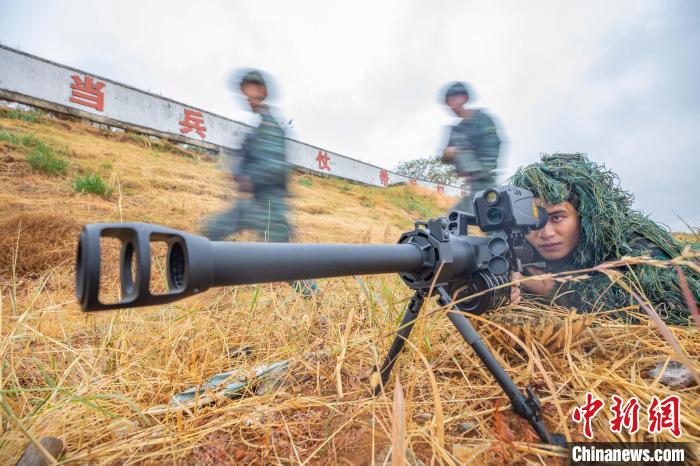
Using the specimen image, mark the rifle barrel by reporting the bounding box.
[76,223,427,311]
[209,242,424,286]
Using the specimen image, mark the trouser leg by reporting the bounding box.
[255,193,320,297]
[202,202,247,241]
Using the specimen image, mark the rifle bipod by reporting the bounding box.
[371,288,566,446]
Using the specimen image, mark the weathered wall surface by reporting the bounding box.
[0,45,464,196]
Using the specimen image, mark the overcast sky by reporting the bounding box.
[1,0,698,230]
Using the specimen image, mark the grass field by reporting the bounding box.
[0,107,698,464]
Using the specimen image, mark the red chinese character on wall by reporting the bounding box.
[436,184,445,195]
[179,109,207,139]
[409,179,417,186]
[648,395,682,437]
[69,75,105,111]
[316,151,331,171]
[609,395,640,434]
[379,169,389,187]
[572,392,605,439]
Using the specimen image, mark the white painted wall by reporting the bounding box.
[0,45,464,197]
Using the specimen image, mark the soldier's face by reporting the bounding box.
[241,83,267,111]
[446,94,469,113]
[525,200,581,261]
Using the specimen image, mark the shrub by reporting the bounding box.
[386,189,440,219]
[395,155,462,186]
[26,141,68,175]
[0,130,23,145]
[0,107,42,123]
[406,199,433,218]
[1,130,69,175]
[298,178,313,187]
[73,173,113,199]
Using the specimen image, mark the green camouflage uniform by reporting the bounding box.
[204,105,292,243]
[204,69,319,297]
[446,109,501,212]
[510,153,698,325]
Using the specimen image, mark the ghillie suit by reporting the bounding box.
[510,153,698,325]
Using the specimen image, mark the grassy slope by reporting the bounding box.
[0,109,698,464]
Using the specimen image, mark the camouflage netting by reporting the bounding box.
[509,153,698,324]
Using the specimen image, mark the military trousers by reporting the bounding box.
[203,192,292,243]
[202,192,320,297]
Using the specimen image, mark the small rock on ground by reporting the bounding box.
[456,421,475,433]
[648,361,696,388]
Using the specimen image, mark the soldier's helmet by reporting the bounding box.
[443,81,471,103]
[229,68,279,102]
[240,70,266,89]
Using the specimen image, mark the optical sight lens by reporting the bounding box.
[486,207,504,225]
[484,189,499,205]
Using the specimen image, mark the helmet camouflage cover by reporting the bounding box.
[444,81,471,101]
[240,70,266,88]
[509,153,697,324]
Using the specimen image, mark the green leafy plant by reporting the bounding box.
[26,140,68,175]
[73,173,113,199]
[385,188,441,218]
[395,155,465,186]
[1,130,68,175]
[0,107,42,123]
[0,130,23,145]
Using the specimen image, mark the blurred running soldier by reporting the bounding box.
[509,153,697,325]
[441,82,502,213]
[203,69,319,297]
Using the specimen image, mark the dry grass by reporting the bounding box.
[0,213,80,277]
[0,109,698,464]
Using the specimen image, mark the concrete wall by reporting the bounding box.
[0,45,465,197]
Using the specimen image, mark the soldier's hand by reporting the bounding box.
[442,146,457,162]
[510,272,522,305]
[236,176,254,193]
[520,266,555,296]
